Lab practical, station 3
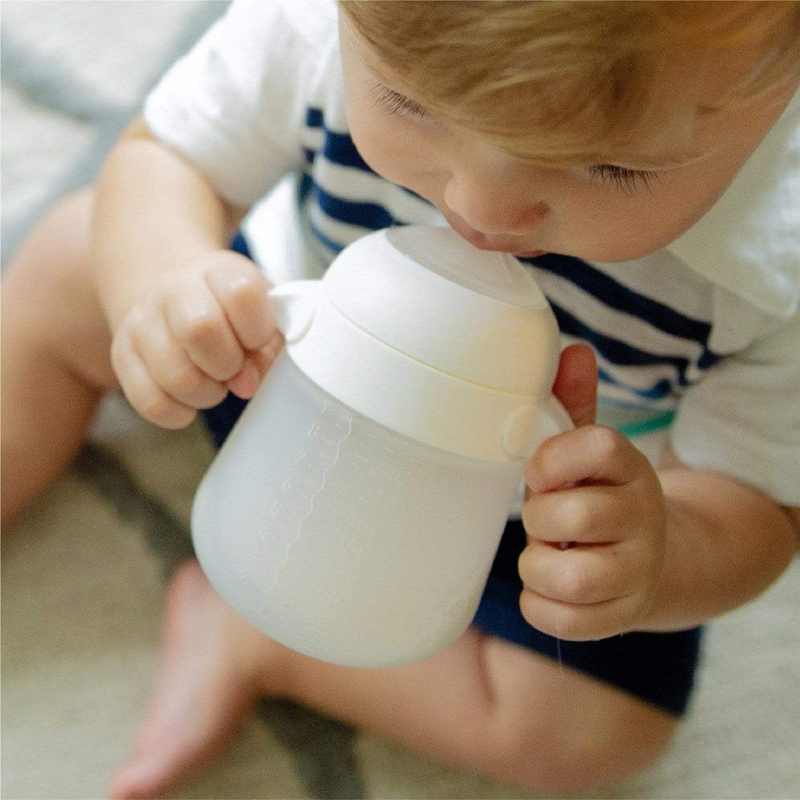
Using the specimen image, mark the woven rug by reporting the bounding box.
[2,3,799,798]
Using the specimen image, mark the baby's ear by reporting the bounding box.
[551,344,598,428]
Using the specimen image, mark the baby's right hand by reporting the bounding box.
[110,250,283,428]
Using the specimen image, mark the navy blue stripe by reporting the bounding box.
[697,348,722,370]
[313,184,396,230]
[598,366,673,400]
[230,231,250,258]
[553,302,693,387]
[305,107,375,172]
[305,139,429,209]
[309,219,346,255]
[522,253,712,345]
[306,107,323,128]
[321,129,373,172]
[298,171,314,205]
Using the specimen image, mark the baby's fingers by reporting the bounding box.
[518,539,641,606]
[517,539,649,640]
[225,356,261,399]
[162,275,245,382]
[518,583,643,641]
[527,425,648,493]
[225,330,286,399]
[204,252,277,351]
[522,485,623,546]
[110,329,196,429]
[130,311,228,409]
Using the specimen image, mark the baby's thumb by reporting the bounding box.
[552,343,598,428]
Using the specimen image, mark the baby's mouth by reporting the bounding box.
[443,213,546,257]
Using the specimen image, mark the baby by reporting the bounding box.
[3,1,799,797]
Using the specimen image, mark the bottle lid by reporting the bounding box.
[325,226,559,396]
[270,226,566,461]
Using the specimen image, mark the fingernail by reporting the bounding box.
[228,360,260,399]
[525,472,542,494]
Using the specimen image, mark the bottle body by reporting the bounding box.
[191,349,525,667]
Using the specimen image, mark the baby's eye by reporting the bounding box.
[587,164,660,192]
[370,84,429,121]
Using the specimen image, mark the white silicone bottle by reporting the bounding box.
[191,226,572,668]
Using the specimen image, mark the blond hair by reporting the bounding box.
[339,1,800,167]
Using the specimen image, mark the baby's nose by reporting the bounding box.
[443,177,547,237]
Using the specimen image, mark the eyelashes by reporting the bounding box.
[370,83,661,193]
[585,164,660,192]
[370,83,429,120]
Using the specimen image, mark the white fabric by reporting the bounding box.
[142,0,338,207]
[671,307,800,505]
[143,0,800,506]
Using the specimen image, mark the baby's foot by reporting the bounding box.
[107,559,290,799]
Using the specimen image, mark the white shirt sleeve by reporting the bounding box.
[142,0,331,207]
[670,308,800,506]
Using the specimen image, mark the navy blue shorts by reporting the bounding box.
[202,233,703,718]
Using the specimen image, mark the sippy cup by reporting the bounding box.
[191,225,572,668]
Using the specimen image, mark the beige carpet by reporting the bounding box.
[3,3,799,798]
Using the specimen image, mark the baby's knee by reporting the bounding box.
[553,709,678,792]
[494,698,680,793]
[6,188,100,324]
[7,187,95,294]
[5,186,116,384]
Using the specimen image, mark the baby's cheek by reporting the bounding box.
[354,126,424,186]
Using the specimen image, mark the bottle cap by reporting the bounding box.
[326,226,558,396]
[269,226,568,461]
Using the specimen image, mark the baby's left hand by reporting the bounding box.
[518,347,667,641]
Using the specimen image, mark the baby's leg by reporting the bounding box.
[113,561,679,797]
[280,623,679,793]
[2,188,119,522]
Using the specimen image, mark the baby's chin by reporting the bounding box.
[563,239,674,264]
[453,230,671,265]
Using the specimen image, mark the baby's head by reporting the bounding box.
[338,1,800,262]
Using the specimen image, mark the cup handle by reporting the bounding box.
[267,280,321,343]
[503,395,574,460]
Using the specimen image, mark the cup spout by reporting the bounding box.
[267,280,321,343]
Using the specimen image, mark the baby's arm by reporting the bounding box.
[521,428,798,639]
[90,116,280,427]
[522,317,799,639]
[91,116,247,330]
[642,446,799,631]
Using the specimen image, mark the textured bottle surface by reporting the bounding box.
[192,350,524,667]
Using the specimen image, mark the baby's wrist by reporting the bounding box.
[639,468,796,632]
[636,494,702,631]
